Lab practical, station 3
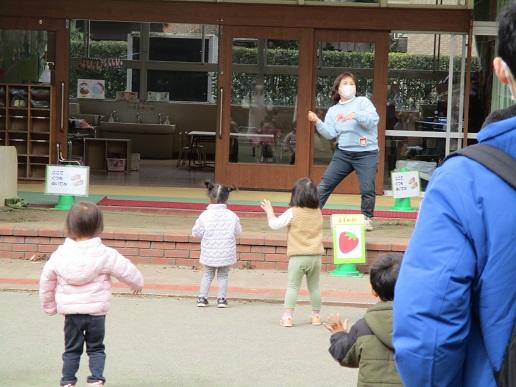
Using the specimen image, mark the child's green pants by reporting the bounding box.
[284,255,322,310]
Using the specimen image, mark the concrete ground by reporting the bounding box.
[0,183,412,386]
[0,259,377,306]
[1,292,362,386]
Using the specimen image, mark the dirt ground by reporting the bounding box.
[0,206,415,240]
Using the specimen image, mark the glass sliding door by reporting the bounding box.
[384,32,468,191]
[216,26,312,190]
[310,30,388,194]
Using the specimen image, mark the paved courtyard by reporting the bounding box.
[1,292,360,386]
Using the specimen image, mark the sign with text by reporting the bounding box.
[45,165,90,196]
[391,170,421,198]
[331,214,366,264]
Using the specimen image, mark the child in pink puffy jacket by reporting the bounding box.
[39,202,144,387]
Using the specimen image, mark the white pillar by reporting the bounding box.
[0,146,18,206]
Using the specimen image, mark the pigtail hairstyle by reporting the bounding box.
[204,180,237,204]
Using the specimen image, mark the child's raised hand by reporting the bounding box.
[260,199,273,214]
[324,313,348,334]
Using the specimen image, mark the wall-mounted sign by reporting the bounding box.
[45,165,90,196]
[391,170,421,198]
[331,214,366,264]
[77,79,105,99]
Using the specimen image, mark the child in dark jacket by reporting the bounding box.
[325,253,403,386]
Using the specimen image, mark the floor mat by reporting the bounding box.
[97,196,418,219]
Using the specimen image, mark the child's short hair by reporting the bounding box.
[204,180,236,204]
[369,253,403,301]
[66,202,104,240]
[289,177,319,209]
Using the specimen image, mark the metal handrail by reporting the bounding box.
[56,143,81,166]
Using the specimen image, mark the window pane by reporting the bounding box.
[230,72,298,165]
[70,21,137,99]
[384,136,444,191]
[148,24,218,63]
[386,33,467,133]
[147,70,217,102]
[387,0,465,5]
[0,30,49,84]
[233,39,258,65]
[230,37,298,165]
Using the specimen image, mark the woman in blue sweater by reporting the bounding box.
[308,72,379,230]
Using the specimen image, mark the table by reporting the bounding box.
[185,131,276,166]
[187,131,275,140]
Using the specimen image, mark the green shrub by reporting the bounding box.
[70,39,479,104]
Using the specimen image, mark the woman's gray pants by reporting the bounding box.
[318,148,378,218]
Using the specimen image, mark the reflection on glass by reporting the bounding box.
[148,24,218,63]
[233,38,258,64]
[387,0,465,5]
[0,30,49,84]
[230,38,299,165]
[70,21,136,99]
[148,70,216,102]
[230,73,298,164]
[384,136,445,191]
[386,33,469,133]
[313,41,375,165]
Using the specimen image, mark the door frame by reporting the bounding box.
[216,25,388,192]
[309,29,389,195]
[215,25,314,190]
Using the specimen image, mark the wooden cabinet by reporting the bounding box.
[84,138,131,172]
[0,83,53,180]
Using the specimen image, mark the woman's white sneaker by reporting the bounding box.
[365,218,374,231]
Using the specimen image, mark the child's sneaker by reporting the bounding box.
[217,298,228,308]
[280,315,293,327]
[196,296,208,307]
[87,382,104,387]
[311,314,322,325]
[62,384,75,387]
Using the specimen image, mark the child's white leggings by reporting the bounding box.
[199,265,231,299]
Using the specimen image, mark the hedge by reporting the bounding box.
[70,41,479,105]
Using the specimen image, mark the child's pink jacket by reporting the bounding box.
[39,237,144,316]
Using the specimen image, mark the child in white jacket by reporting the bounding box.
[192,180,242,308]
[39,202,144,387]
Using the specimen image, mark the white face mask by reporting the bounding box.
[502,60,516,102]
[338,84,356,100]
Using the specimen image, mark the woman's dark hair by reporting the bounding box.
[331,72,358,104]
[65,201,104,239]
[204,180,237,204]
[369,253,403,301]
[289,177,319,209]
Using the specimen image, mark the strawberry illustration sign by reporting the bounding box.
[331,214,366,264]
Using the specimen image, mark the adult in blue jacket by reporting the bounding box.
[393,4,516,386]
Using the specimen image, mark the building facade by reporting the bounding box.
[0,0,512,192]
